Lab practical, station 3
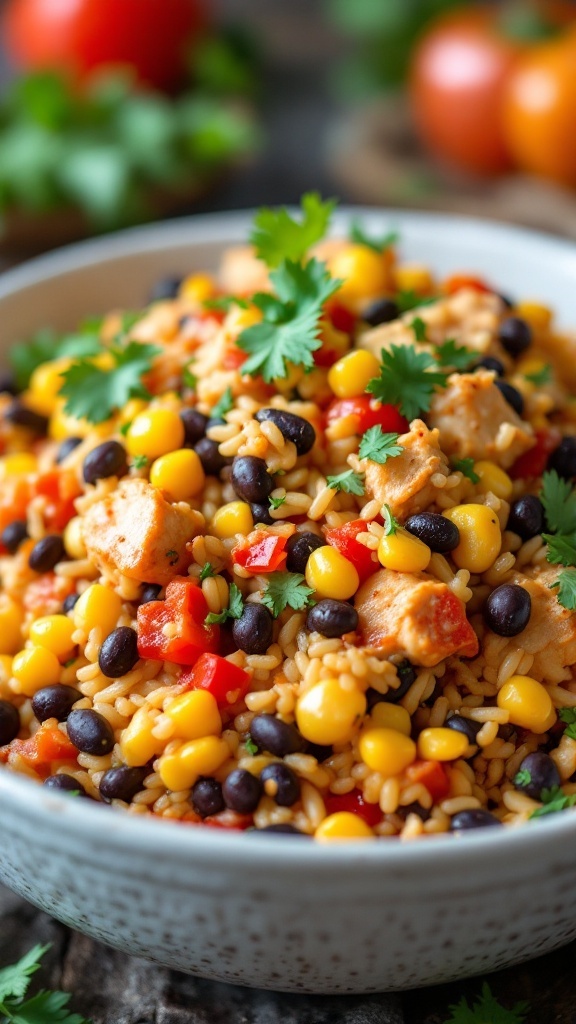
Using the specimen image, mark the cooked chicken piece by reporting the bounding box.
[428,369,534,469]
[82,478,203,585]
[355,569,479,667]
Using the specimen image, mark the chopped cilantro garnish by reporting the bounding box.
[199,562,216,581]
[261,572,315,617]
[549,569,576,611]
[524,364,552,386]
[514,768,532,788]
[250,192,336,268]
[269,495,286,510]
[411,316,427,343]
[348,220,398,254]
[245,737,259,756]
[119,420,132,437]
[558,708,576,740]
[10,327,102,390]
[205,582,244,625]
[395,289,436,314]
[58,340,161,424]
[366,344,448,421]
[540,470,576,536]
[435,338,477,371]
[132,455,148,470]
[325,469,365,495]
[530,784,576,818]
[445,981,529,1024]
[542,533,576,567]
[165,549,178,565]
[0,942,92,1024]
[119,310,144,333]
[358,426,402,465]
[237,258,340,382]
[382,504,400,536]
[203,295,249,312]
[183,363,198,390]
[452,457,480,484]
[211,386,234,418]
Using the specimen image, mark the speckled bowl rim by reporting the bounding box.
[1,207,575,867]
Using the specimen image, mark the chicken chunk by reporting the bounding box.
[218,245,269,296]
[428,369,534,469]
[355,569,479,667]
[82,478,203,585]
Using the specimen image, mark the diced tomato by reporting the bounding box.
[136,577,219,666]
[222,346,248,370]
[325,519,379,584]
[326,395,409,436]
[324,790,383,827]
[201,810,253,830]
[180,652,251,707]
[34,469,82,531]
[326,300,357,335]
[1,726,78,777]
[509,428,561,480]
[442,273,492,295]
[405,760,450,802]
[431,590,479,660]
[233,534,287,574]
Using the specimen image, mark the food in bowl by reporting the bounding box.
[1,194,576,842]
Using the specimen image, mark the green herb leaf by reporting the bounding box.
[411,316,427,343]
[366,344,448,421]
[261,572,315,618]
[395,290,436,314]
[165,549,178,565]
[358,426,403,465]
[542,533,576,567]
[445,981,529,1024]
[524,364,552,386]
[558,707,576,724]
[58,341,161,424]
[3,987,92,1024]
[237,259,340,382]
[199,562,216,581]
[245,737,259,756]
[269,495,287,511]
[0,945,50,1003]
[530,785,576,818]
[382,504,400,536]
[540,470,576,536]
[348,220,398,254]
[452,458,480,484]
[514,768,532,788]
[565,723,576,740]
[132,455,148,471]
[183,364,197,390]
[251,192,336,268]
[211,386,234,418]
[9,329,102,391]
[203,295,249,313]
[325,469,365,496]
[435,339,477,372]
[549,569,576,611]
[205,582,244,625]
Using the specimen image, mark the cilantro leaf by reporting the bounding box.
[5,987,92,1023]
[565,722,576,740]
[435,339,477,372]
[245,737,258,755]
[205,582,244,625]
[542,533,576,567]
[0,945,50,1003]
[9,329,102,390]
[530,785,576,818]
[58,341,161,424]
[445,981,529,1024]
[382,504,400,536]
[452,458,480,484]
[325,469,365,495]
[348,220,398,254]
[559,707,576,728]
[237,259,340,382]
[395,290,436,314]
[183,364,197,390]
[366,344,448,421]
[358,426,403,465]
[514,768,532,788]
[411,316,427,343]
[525,364,552,385]
[203,295,249,313]
[251,192,336,268]
[550,569,576,611]
[199,562,216,581]
[211,386,234,418]
[269,495,286,511]
[261,572,315,618]
[131,455,148,471]
[540,470,576,536]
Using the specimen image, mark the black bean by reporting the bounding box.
[140,583,163,605]
[99,766,149,803]
[181,409,209,447]
[548,437,576,480]
[372,661,416,706]
[250,502,274,526]
[498,316,532,357]
[260,763,300,806]
[43,774,88,797]
[255,409,316,456]
[363,298,399,327]
[191,777,225,817]
[0,700,20,745]
[251,823,308,835]
[445,715,482,744]
[484,584,531,637]
[450,809,503,831]
[249,714,304,757]
[56,437,82,464]
[514,751,561,800]
[98,627,139,678]
[149,275,182,302]
[232,603,274,655]
[29,535,65,573]
[285,532,324,574]
[0,520,28,554]
[231,456,273,503]
[507,495,544,540]
[31,685,79,724]
[4,400,48,434]
[63,592,79,614]
[306,599,358,638]
[494,380,524,417]
[0,370,18,395]
[67,709,115,755]
[207,416,226,430]
[395,802,430,822]
[475,356,505,377]
[222,768,263,813]
[83,440,128,484]
[304,742,332,762]
[405,512,460,553]
[194,437,230,476]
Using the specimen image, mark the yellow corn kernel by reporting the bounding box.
[149,448,205,501]
[442,503,501,574]
[48,400,109,442]
[0,453,37,481]
[515,301,552,334]
[377,529,431,573]
[165,689,222,741]
[296,677,366,746]
[158,735,229,791]
[497,675,556,734]
[273,361,304,394]
[28,358,71,417]
[370,702,411,736]
[119,398,148,429]
[11,646,61,697]
[359,727,417,776]
[73,584,123,637]
[212,501,253,539]
[0,655,13,682]
[63,516,87,560]
[329,245,392,306]
[393,263,434,296]
[417,727,469,762]
[315,812,375,842]
[120,706,165,767]
[327,349,381,399]
[0,597,24,655]
[305,546,359,601]
[474,461,513,501]
[179,273,216,305]
[29,614,76,660]
[126,409,185,460]
[227,304,263,334]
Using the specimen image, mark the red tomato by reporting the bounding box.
[233,534,287,574]
[324,790,383,827]
[1,726,78,777]
[137,577,219,665]
[180,652,251,707]
[442,273,492,296]
[405,760,450,802]
[509,428,561,480]
[326,396,409,436]
[325,519,379,584]
[222,347,248,371]
[3,0,206,92]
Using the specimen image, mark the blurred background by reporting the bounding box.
[0,0,576,258]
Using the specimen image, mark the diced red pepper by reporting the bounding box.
[222,346,248,371]
[430,590,479,660]
[35,469,82,531]
[405,760,450,802]
[509,428,561,480]
[136,577,219,666]
[441,273,492,296]
[324,790,383,827]
[180,652,251,707]
[201,810,253,830]
[233,534,287,574]
[326,395,409,436]
[1,726,78,777]
[325,519,379,584]
[326,301,357,336]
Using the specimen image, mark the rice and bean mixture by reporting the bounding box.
[2,196,576,842]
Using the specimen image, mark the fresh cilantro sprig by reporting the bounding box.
[366,344,448,421]
[269,495,286,511]
[250,192,336,268]
[540,470,576,536]
[348,220,398,254]
[199,562,216,581]
[435,339,477,371]
[203,295,249,313]
[550,569,576,612]
[530,785,576,819]
[245,737,259,755]
[58,340,161,424]
[237,258,340,382]
[542,533,576,567]
[514,768,532,788]
[444,981,528,1024]
[558,707,576,740]
[182,363,198,390]
[205,582,244,625]
[395,290,436,314]
[411,316,427,343]
[382,504,400,536]
[261,572,315,617]
[0,943,91,1024]
[211,386,234,418]
[358,426,402,464]
[525,364,552,386]
[325,469,365,495]
[10,327,102,390]
[132,455,148,471]
[452,458,480,484]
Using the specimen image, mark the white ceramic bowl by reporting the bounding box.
[2,210,576,995]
